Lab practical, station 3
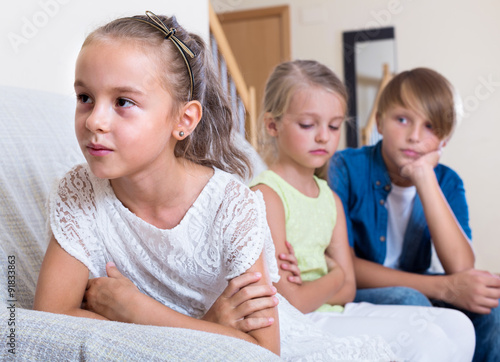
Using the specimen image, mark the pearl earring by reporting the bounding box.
[179,131,185,137]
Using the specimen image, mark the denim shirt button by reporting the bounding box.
[375,180,381,186]
[379,199,385,205]
[380,236,386,242]
[384,185,391,191]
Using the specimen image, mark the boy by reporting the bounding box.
[329,68,500,361]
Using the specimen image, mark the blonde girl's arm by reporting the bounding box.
[33,235,108,319]
[278,241,303,285]
[252,184,345,314]
[324,192,356,305]
[84,253,280,355]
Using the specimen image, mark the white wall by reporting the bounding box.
[1,0,208,96]
[219,0,500,272]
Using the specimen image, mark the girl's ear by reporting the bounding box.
[173,100,202,140]
[264,112,279,137]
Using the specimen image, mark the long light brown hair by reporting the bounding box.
[82,14,251,179]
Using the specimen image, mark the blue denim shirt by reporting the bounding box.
[328,141,472,274]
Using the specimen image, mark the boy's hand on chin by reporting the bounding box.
[400,149,442,185]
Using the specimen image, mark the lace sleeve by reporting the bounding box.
[48,164,102,277]
[221,180,279,282]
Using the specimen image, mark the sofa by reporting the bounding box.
[0,85,276,361]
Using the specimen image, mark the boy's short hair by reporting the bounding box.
[377,68,457,140]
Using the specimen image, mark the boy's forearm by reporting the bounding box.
[353,256,445,300]
[415,173,474,273]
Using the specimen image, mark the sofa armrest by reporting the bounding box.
[0,305,281,361]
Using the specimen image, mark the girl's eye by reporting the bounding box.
[397,117,408,124]
[117,98,134,108]
[299,123,313,129]
[77,94,92,104]
[425,122,433,130]
[329,125,340,131]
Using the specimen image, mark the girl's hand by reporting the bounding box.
[82,262,141,323]
[278,241,303,285]
[400,149,442,185]
[202,272,278,332]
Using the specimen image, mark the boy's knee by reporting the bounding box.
[475,304,500,332]
[394,287,432,306]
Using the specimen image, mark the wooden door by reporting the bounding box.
[218,6,291,119]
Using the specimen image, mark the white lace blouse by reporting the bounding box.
[49,164,396,361]
[50,164,279,318]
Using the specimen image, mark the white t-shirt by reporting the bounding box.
[384,183,445,272]
[384,183,417,269]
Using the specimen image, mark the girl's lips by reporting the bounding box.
[87,143,112,157]
[310,149,328,155]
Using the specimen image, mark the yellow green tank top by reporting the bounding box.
[250,170,343,313]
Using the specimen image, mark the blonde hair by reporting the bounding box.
[377,68,457,140]
[259,60,347,177]
[82,14,251,179]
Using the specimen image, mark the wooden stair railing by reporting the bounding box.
[208,3,258,149]
[361,63,393,146]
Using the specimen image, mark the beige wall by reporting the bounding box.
[216,0,500,272]
[2,1,498,271]
[1,0,208,96]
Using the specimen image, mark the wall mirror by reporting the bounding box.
[343,27,396,148]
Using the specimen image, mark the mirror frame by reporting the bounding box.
[343,26,395,148]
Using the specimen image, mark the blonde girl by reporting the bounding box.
[250,59,475,361]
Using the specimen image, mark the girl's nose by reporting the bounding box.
[316,126,329,143]
[86,106,110,133]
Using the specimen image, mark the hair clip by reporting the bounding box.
[129,11,196,100]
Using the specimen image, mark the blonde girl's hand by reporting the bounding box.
[82,262,141,323]
[400,148,442,185]
[202,272,278,332]
[278,241,303,285]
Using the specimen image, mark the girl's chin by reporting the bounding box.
[87,164,116,180]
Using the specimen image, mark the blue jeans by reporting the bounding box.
[355,287,500,362]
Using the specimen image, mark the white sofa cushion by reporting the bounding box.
[0,86,84,309]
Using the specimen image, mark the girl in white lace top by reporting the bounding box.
[34,12,398,361]
[34,11,280,356]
